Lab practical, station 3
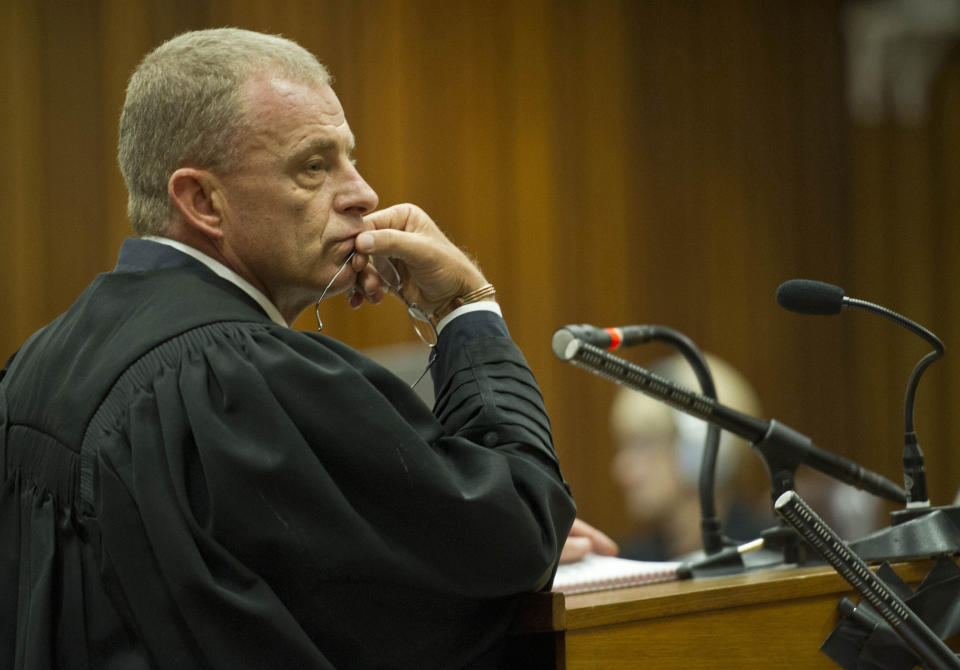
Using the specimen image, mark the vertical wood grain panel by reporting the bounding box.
[0,0,46,345]
[36,1,108,300]
[928,52,960,504]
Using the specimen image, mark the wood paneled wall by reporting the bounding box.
[2,0,958,541]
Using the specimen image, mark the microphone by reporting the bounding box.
[558,324,658,351]
[775,490,960,670]
[552,327,906,504]
[776,279,943,507]
[776,279,844,315]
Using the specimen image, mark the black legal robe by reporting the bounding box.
[0,239,576,669]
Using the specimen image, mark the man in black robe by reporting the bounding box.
[0,28,576,669]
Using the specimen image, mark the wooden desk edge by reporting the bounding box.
[511,559,941,634]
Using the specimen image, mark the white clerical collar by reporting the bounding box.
[142,236,288,327]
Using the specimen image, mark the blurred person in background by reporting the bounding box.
[609,353,774,561]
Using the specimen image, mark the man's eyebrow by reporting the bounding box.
[299,134,356,156]
[303,138,336,152]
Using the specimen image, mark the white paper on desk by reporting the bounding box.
[553,554,682,595]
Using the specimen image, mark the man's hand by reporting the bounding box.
[560,518,619,564]
[350,204,488,315]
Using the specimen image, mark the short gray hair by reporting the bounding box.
[118,28,330,236]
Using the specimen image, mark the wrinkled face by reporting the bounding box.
[215,74,378,322]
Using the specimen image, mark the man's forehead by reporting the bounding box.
[238,73,354,152]
[241,73,345,126]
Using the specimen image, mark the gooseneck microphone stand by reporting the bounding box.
[777,279,960,562]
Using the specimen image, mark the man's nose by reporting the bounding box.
[336,164,379,216]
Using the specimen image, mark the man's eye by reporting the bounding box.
[307,161,326,172]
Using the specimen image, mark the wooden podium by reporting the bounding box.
[508,560,953,668]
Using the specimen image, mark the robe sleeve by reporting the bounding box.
[84,311,575,669]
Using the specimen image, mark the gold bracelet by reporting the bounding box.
[430,283,497,326]
[451,283,497,308]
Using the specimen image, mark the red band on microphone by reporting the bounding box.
[605,327,622,350]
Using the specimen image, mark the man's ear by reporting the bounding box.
[168,168,225,239]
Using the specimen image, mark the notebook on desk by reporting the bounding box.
[552,554,682,594]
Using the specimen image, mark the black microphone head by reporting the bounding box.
[776,279,845,315]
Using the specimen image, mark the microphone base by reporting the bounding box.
[849,504,960,562]
[682,506,960,577]
[677,545,792,579]
[678,524,825,579]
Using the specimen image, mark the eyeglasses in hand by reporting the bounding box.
[315,251,438,347]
